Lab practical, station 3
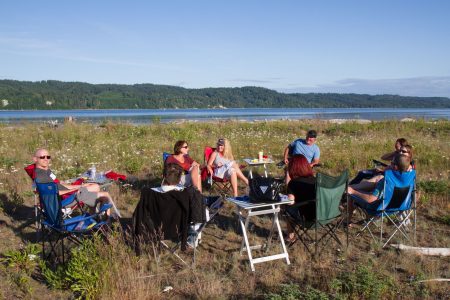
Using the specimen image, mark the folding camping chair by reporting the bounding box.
[350,169,416,248]
[202,146,233,196]
[163,152,171,163]
[35,181,111,264]
[285,170,349,256]
[24,164,85,239]
[133,187,220,266]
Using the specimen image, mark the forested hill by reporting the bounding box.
[1,79,449,109]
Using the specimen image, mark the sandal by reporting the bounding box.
[342,221,353,228]
[285,235,297,244]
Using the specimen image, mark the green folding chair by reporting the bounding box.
[286,170,348,257]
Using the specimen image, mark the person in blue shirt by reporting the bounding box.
[283,130,320,184]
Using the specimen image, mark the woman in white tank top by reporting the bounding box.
[207,138,249,197]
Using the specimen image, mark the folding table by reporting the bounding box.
[243,158,274,178]
[227,195,293,271]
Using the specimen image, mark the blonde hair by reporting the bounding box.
[219,138,234,160]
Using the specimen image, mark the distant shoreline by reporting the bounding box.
[1,107,449,124]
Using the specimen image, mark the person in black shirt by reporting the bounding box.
[285,154,317,242]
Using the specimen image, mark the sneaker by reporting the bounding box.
[186,234,199,249]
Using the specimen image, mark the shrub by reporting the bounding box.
[265,284,329,300]
[417,180,448,195]
[40,237,107,299]
[330,265,397,299]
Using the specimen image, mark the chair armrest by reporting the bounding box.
[61,193,77,207]
[63,214,97,226]
[98,203,112,213]
[373,159,388,168]
[289,200,315,209]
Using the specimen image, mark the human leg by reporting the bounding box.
[285,170,291,185]
[230,172,238,197]
[232,162,248,185]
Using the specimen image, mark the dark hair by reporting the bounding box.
[163,163,183,185]
[393,154,411,172]
[173,140,188,155]
[306,130,317,138]
[288,154,314,178]
[396,138,408,147]
[401,144,413,158]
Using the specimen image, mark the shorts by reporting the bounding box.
[77,186,99,207]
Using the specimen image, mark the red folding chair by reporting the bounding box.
[201,146,234,196]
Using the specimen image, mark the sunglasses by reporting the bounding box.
[38,155,51,159]
[181,146,189,149]
[400,150,409,153]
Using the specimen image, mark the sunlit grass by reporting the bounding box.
[0,119,448,298]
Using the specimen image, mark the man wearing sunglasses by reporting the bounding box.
[33,148,81,195]
[33,148,120,217]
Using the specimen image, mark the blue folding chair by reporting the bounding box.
[163,152,171,162]
[35,181,112,264]
[350,169,416,248]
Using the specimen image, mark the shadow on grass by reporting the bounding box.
[0,192,40,243]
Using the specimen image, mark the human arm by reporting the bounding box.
[381,151,397,161]
[283,145,290,164]
[207,152,217,174]
[310,158,320,167]
[310,145,320,167]
[348,186,378,203]
[187,155,199,168]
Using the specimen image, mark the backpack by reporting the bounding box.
[249,176,282,203]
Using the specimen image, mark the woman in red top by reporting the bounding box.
[165,140,202,192]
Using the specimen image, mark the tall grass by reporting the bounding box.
[0,119,449,299]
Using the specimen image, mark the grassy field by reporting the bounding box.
[0,119,448,299]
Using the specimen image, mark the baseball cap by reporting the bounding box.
[217,138,225,145]
[306,130,317,138]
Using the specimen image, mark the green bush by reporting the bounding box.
[1,243,40,275]
[40,237,106,299]
[417,180,448,195]
[265,284,329,300]
[330,265,397,299]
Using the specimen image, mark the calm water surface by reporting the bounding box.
[0,108,449,124]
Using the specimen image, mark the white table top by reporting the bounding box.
[243,158,275,165]
[226,195,293,209]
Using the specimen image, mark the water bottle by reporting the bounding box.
[90,165,96,181]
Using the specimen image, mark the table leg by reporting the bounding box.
[274,209,290,266]
[237,208,255,271]
[264,206,277,252]
[239,209,251,254]
[263,163,268,177]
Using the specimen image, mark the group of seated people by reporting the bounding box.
[164,138,249,197]
[283,137,415,242]
[31,133,415,249]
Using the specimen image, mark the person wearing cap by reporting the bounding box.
[283,130,320,184]
[207,138,249,197]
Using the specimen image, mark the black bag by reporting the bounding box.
[249,176,282,203]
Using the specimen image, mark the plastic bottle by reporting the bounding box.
[90,164,96,181]
[258,151,263,161]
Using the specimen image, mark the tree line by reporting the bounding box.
[1,79,449,109]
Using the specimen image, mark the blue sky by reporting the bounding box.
[1,1,449,97]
